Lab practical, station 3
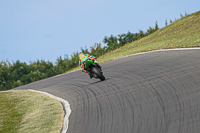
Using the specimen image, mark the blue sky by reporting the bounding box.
[0,0,199,64]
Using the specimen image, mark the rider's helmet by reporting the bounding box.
[79,53,84,59]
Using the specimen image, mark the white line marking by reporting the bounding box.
[29,89,71,133]
[111,47,200,61]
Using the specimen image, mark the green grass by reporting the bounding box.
[0,90,64,133]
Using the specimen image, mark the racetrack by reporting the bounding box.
[14,48,200,133]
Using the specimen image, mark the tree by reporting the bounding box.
[185,12,188,16]
[81,47,90,54]
[10,61,29,82]
[90,43,104,57]
[155,21,159,31]
[133,34,138,41]
[70,52,79,68]
[147,27,154,35]
[0,61,12,90]
[55,56,65,73]
[139,30,144,38]
[126,32,135,43]
[103,35,118,51]
[118,34,126,47]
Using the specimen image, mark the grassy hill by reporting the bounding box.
[98,11,200,63]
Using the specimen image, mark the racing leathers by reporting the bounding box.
[79,54,98,78]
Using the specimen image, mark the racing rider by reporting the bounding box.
[79,53,98,78]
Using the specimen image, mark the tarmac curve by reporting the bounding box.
[14,48,200,133]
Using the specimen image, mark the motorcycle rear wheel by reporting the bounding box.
[92,67,105,81]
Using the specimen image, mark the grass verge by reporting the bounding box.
[0,90,64,133]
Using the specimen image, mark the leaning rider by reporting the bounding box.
[79,53,98,78]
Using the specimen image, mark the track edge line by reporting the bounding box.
[110,47,200,61]
[29,89,71,133]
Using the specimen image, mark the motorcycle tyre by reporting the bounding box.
[92,67,105,81]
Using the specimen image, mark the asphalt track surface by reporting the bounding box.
[14,49,200,133]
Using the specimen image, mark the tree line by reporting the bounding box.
[0,22,159,91]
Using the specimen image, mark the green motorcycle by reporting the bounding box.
[84,58,105,81]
